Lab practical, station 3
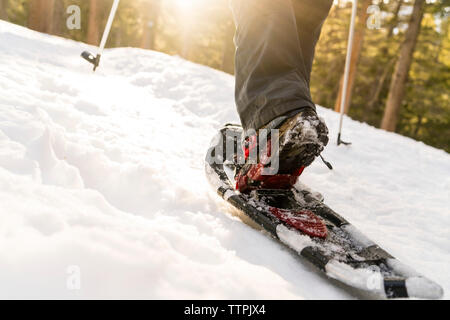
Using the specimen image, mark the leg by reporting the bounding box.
[230,0,314,131]
[231,0,333,191]
[230,0,333,131]
[293,0,333,84]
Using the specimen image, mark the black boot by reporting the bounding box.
[236,108,329,192]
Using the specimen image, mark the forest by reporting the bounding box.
[1,0,449,152]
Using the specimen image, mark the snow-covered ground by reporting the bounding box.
[0,21,448,299]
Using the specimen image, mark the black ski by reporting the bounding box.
[205,124,443,299]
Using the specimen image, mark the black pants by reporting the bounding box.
[230,0,333,130]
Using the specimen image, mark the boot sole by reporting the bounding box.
[276,115,329,174]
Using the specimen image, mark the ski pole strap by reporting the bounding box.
[81,51,101,71]
[320,155,333,170]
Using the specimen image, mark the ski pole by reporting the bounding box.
[81,0,121,71]
[337,0,357,146]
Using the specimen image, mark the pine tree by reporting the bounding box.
[0,0,9,21]
[50,0,65,36]
[365,0,404,119]
[140,0,160,50]
[334,0,371,114]
[87,0,100,45]
[221,18,235,74]
[27,0,40,30]
[381,0,426,132]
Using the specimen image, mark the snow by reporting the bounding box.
[0,21,449,299]
[324,260,385,296]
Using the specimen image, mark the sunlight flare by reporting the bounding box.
[173,0,204,10]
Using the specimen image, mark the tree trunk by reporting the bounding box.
[365,55,396,117]
[140,0,160,50]
[87,0,100,45]
[381,0,425,132]
[51,0,65,36]
[181,22,193,60]
[178,6,195,59]
[365,0,404,114]
[387,0,404,39]
[114,26,122,47]
[0,0,8,21]
[44,0,55,33]
[413,115,423,138]
[28,0,45,31]
[28,0,54,33]
[334,0,371,114]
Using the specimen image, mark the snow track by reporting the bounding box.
[0,21,448,299]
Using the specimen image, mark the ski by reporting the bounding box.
[205,124,443,299]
